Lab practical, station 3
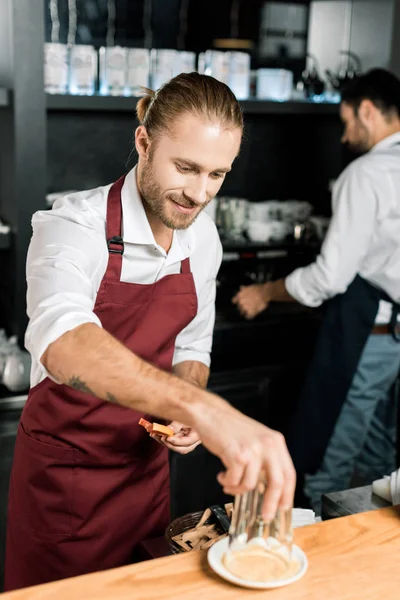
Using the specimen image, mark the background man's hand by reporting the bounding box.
[232,283,271,319]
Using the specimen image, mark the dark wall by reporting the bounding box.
[44,0,264,51]
[47,111,137,193]
[47,110,343,215]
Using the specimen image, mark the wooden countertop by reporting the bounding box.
[2,507,400,600]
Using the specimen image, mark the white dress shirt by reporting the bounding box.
[286,131,400,324]
[25,167,222,387]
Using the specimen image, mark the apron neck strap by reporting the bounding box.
[105,175,126,281]
[180,257,190,274]
[105,176,192,281]
[106,176,125,240]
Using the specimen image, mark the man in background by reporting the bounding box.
[233,68,400,513]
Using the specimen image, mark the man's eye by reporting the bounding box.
[176,164,191,173]
[210,172,224,179]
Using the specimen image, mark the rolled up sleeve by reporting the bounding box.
[25,201,108,382]
[285,163,377,307]
[173,233,222,368]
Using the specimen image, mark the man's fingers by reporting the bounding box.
[218,457,246,491]
[278,452,297,511]
[168,430,201,446]
[261,462,285,523]
[222,456,262,496]
[150,433,165,446]
[164,440,202,454]
[239,456,262,493]
[168,421,183,434]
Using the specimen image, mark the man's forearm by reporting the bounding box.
[265,278,296,303]
[173,360,210,389]
[42,323,226,429]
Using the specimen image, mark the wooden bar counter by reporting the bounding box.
[2,507,400,600]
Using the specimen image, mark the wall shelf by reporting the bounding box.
[46,93,339,115]
[241,99,339,115]
[0,88,10,108]
[47,93,139,112]
[221,239,321,262]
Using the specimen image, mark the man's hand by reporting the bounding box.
[150,421,202,454]
[196,405,296,523]
[232,283,271,319]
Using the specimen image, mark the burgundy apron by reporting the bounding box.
[4,176,198,591]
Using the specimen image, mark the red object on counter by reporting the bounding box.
[4,175,198,591]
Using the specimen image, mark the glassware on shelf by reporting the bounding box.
[204,50,230,84]
[256,69,294,102]
[68,44,97,96]
[178,51,196,74]
[197,52,205,74]
[44,43,69,94]
[216,197,249,241]
[150,49,179,90]
[126,48,150,96]
[227,51,251,100]
[99,45,128,96]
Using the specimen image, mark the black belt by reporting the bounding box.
[371,324,392,334]
[372,322,400,339]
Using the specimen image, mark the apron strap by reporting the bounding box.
[105,176,192,281]
[180,257,191,274]
[287,274,381,475]
[389,304,400,342]
[105,175,126,282]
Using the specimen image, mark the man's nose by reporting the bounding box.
[184,177,209,205]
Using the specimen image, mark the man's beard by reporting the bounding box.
[347,123,371,154]
[347,139,370,154]
[138,159,208,230]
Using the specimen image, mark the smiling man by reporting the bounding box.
[4,72,296,591]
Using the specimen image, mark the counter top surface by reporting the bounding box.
[2,506,400,600]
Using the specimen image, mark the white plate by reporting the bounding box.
[207,538,308,590]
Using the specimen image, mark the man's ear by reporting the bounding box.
[358,98,375,123]
[135,125,151,159]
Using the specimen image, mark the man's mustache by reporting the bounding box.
[168,194,201,209]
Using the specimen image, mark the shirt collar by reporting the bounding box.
[120,166,195,256]
[370,131,400,154]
